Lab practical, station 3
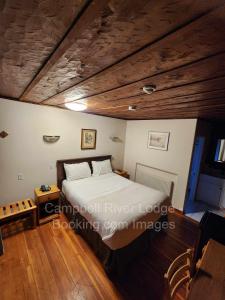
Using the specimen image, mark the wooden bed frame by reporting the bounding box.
[57,155,168,276]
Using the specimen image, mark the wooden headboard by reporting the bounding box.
[56,155,112,189]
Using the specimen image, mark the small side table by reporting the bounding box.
[34,185,60,225]
[114,169,130,179]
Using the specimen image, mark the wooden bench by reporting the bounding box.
[0,199,37,242]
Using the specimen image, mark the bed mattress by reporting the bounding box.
[62,173,170,250]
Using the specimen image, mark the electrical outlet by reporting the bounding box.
[18,173,24,180]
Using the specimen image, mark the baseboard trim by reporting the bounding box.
[173,208,199,225]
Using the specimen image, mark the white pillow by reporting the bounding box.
[64,162,91,181]
[92,159,112,176]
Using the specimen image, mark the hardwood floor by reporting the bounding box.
[0,212,198,300]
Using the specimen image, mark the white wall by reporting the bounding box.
[123,119,197,210]
[0,99,126,204]
[0,99,197,210]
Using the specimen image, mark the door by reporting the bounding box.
[184,136,205,213]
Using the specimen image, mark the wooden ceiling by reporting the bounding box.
[1,0,225,120]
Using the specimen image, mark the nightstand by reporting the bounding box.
[114,169,130,179]
[34,185,60,225]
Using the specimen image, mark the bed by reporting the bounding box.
[57,155,172,276]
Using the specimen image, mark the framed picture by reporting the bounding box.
[147,131,170,151]
[81,129,97,150]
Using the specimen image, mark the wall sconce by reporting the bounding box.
[110,136,122,143]
[43,135,60,143]
[0,131,8,138]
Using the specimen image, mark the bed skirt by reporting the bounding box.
[60,193,167,276]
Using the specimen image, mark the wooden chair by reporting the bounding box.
[164,249,193,300]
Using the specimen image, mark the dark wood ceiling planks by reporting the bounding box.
[20,0,223,102]
[79,79,225,110]
[0,0,88,99]
[0,0,225,120]
[44,4,225,105]
[59,53,225,107]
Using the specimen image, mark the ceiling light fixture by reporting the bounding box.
[65,102,87,111]
[143,85,156,94]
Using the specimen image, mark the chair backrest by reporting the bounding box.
[164,249,193,300]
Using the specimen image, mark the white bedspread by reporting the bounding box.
[62,173,168,249]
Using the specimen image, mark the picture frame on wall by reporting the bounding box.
[147,131,170,151]
[81,129,97,150]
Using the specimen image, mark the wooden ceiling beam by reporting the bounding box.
[20,0,224,103]
[58,78,225,121]
[20,0,108,101]
[84,109,225,120]
[52,52,225,106]
[84,96,225,113]
[86,101,225,116]
[120,110,225,118]
[138,100,225,112]
[42,4,225,106]
[79,77,225,110]
[90,108,225,119]
[84,96,225,117]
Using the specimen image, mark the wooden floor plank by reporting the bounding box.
[38,223,79,300]
[0,212,198,300]
[54,219,121,300]
[50,219,105,300]
[24,229,62,299]
[60,220,123,300]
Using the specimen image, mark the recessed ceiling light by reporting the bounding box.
[143,85,156,94]
[128,105,137,111]
[65,102,87,111]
